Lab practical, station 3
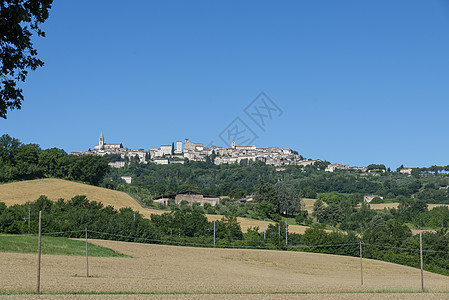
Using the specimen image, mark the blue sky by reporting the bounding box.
[1,0,449,168]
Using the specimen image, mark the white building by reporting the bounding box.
[121,176,132,184]
[176,141,183,153]
[94,131,123,150]
[160,145,172,156]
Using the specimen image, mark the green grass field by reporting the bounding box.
[0,235,126,257]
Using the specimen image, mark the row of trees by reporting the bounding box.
[2,196,449,276]
[0,134,109,185]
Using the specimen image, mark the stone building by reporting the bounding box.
[153,191,219,206]
[160,145,172,156]
[176,141,183,153]
[94,131,123,150]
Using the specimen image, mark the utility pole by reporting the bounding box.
[360,240,363,286]
[213,220,216,246]
[285,218,288,246]
[86,228,89,278]
[36,211,42,295]
[278,224,280,246]
[420,232,424,293]
[28,207,31,234]
[263,218,266,239]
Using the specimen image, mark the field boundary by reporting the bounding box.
[0,289,445,295]
[2,228,448,295]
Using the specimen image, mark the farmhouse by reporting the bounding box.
[153,191,219,206]
[364,195,384,203]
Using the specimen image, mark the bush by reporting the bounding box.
[270,214,281,222]
[207,206,216,214]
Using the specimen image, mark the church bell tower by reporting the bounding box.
[99,131,104,149]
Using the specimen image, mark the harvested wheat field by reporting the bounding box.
[302,198,322,214]
[0,179,308,234]
[1,238,449,297]
[360,203,449,211]
[0,178,143,212]
[1,294,449,300]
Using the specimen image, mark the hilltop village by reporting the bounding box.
[73,131,322,168]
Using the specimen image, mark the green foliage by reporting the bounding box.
[323,203,344,227]
[254,179,276,205]
[367,164,386,171]
[300,186,317,198]
[0,134,109,185]
[0,0,53,119]
[275,182,301,216]
[255,200,274,219]
[103,154,123,162]
[312,199,325,223]
[215,215,243,241]
[2,196,449,275]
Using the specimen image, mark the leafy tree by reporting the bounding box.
[215,215,243,241]
[0,0,53,118]
[38,147,68,178]
[312,199,325,223]
[367,164,386,171]
[370,215,385,228]
[323,203,343,227]
[254,179,276,205]
[75,155,110,186]
[300,186,317,199]
[255,200,274,219]
[275,182,301,216]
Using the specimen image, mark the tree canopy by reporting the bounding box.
[0,0,53,118]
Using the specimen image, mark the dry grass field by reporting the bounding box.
[0,178,144,212]
[0,179,309,234]
[360,203,449,210]
[2,295,449,300]
[302,198,320,214]
[0,238,448,298]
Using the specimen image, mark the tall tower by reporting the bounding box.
[176,141,183,153]
[99,131,104,149]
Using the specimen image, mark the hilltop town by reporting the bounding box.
[72,131,321,168]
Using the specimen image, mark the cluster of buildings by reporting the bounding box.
[325,163,367,173]
[72,131,319,168]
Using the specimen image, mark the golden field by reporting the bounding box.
[0,179,309,234]
[0,238,448,298]
[1,295,449,300]
[360,203,449,210]
[0,178,144,212]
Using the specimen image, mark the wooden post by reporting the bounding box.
[278,224,280,246]
[285,219,288,246]
[37,210,42,295]
[360,240,363,286]
[263,218,266,239]
[420,232,424,293]
[86,228,89,278]
[213,220,216,246]
[28,207,31,234]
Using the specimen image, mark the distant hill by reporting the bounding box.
[0,178,313,234]
[0,178,145,212]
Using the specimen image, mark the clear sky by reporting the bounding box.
[1,0,449,169]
